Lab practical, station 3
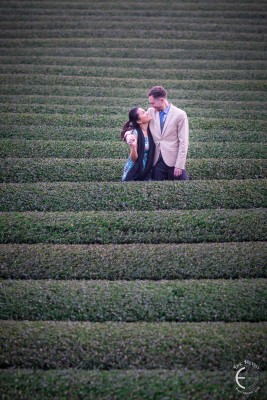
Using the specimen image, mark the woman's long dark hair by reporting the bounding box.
[121,107,140,140]
[121,107,155,181]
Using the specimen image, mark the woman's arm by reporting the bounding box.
[124,131,138,162]
[129,137,138,161]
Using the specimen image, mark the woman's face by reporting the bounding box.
[137,108,151,124]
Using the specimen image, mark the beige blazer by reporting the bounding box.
[147,103,189,170]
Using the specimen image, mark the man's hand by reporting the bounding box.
[174,167,182,177]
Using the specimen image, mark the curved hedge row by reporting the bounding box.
[1,242,266,280]
[1,1,264,12]
[0,209,266,244]
[1,103,266,120]
[1,0,266,398]
[1,15,265,28]
[2,65,267,81]
[1,112,266,131]
[0,36,265,50]
[1,140,266,159]
[1,95,266,112]
[1,9,265,19]
[1,321,266,369]
[1,37,266,51]
[1,47,265,60]
[1,279,266,322]
[1,180,266,212]
[2,103,267,123]
[1,124,265,142]
[1,158,265,182]
[2,29,266,43]
[1,74,266,91]
[1,57,266,69]
[1,85,266,103]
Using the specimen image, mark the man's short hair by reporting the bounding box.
[148,86,167,99]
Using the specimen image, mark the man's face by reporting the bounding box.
[148,95,164,111]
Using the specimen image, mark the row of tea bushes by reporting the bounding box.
[0,140,266,158]
[1,208,266,244]
[1,180,266,211]
[1,242,266,280]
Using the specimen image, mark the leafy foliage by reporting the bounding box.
[0,0,266,397]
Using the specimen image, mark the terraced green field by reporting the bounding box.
[0,0,266,399]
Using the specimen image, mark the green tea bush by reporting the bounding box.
[0,209,266,244]
[1,242,266,280]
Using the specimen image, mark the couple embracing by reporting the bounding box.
[121,86,189,182]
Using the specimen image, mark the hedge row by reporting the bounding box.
[0,37,265,51]
[1,57,266,70]
[1,321,266,369]
[2,10,264,20]
[1,158,265,182]
[0,14,265,26]
[1,28,265,41]
[1,242,266,280]
[1,75,266,91]
[1,369,267,400]
[1,85,266,102]
[1,103,266,120]
[0,0,265,396]
[1,125,265,142]
[1,278,266,322]
[1,9,265,21]
[1,10,265,21]
[1,140,266,159]
[1,96,266,113]
[1,180,266,212]
[3,113,266,131]
[1,47,265,60]
[1,14,265,26]
[2,9,264,17]
[2,116,266,136]
[2,18,265,32]
[1,1,264,12]
[0,209,266,244]
[2,65,267,81]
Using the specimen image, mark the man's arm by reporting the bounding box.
[175,111,189,173]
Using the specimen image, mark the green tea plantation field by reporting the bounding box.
[0,0,266,399]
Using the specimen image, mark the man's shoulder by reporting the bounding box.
[147,107,156,114]
[170,104,187,117]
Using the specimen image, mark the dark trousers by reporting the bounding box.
[152,155,189,181]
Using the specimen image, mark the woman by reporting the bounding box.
[121,106,155,181]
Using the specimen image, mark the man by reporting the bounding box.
[147,86,189,180]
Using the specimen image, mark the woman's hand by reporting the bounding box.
[126,134,138,162]
[129,135,137,147]
[126,134,137,147]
